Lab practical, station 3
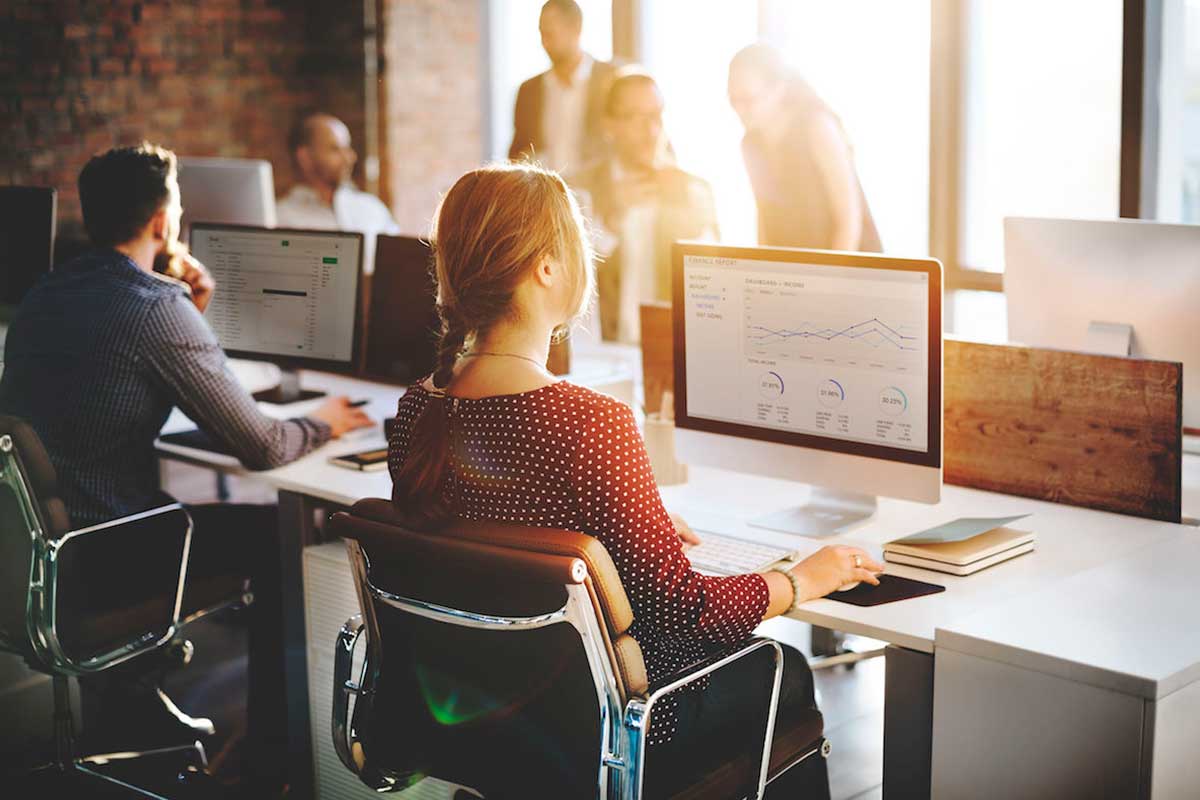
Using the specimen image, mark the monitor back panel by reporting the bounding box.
[364,235,438,383]
[0,186,56,307]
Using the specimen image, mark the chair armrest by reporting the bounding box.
[621,636,784,800]
[332,614,366,775]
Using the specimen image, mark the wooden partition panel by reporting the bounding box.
[944,340,1182,522]
[639,302,673,414]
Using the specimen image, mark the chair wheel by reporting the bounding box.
[166,639,195,667]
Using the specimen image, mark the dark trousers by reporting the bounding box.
[181,503,287,790]
[644,643,830,799]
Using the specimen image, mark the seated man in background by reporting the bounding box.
[276,111,400,274]
[0,143,371,796]
[570,69,718,343]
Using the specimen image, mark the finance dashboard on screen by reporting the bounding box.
[190,225,361,367]
[680,250,936,457]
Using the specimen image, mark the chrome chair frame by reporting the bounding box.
[333,537,807,799]
[0,432,224,798]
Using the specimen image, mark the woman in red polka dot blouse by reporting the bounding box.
[388,163,883,797]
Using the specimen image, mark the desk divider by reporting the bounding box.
[943,339,1182,523]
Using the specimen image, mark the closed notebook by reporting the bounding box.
[884,525,1036,575]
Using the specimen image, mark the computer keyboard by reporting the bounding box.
[686,530,796,576]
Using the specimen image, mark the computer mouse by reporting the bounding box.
[836,581,860,592]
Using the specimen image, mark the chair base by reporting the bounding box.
[20,741,212,799]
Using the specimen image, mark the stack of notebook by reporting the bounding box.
[883,515,1036,576]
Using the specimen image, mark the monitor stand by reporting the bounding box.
[251,369,325,405]
[749,488,878,537]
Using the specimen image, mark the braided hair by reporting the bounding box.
[391,163,594,528]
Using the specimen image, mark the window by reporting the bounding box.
[760,0,932,257]
[639,2,759,243]
[956,0,1124,272]
[1152,0,1200,221]
[486,0,613,163]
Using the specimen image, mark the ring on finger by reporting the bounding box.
[853,554,862,569]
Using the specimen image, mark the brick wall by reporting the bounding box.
[0,0,367,241]
[381,0,485,236]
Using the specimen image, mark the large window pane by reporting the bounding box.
[640,1,759,244]
[487,0,613,162]
[1154,0,1200,221]
[760,0,931,257]
[960,0,1122,272]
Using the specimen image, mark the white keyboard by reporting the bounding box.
[686,530,796,576]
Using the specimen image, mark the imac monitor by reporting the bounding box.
[177,157,277,235]
[0,186,56,314]
[189,224,363,402]
[1005,217,1200,434]
[672,243,943,536]
[363,235,439,383]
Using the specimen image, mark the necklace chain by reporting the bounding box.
[462,351,545,369]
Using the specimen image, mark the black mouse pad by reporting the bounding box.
[826,574,945,606]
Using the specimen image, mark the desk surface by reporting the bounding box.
[158,360,1200,657]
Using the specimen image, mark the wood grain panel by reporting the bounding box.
[639,302,673,415]
[944,340,1182,522]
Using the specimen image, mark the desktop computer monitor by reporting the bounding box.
[362,235,439,383]
[189,224,363,402]
[0,186,56,314]
[177,157,277,235]
[1004,217,1200,434]
[672,242,943,536]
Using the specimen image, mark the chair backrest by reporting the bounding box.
[329,499,647,798]
[0,415,191,675]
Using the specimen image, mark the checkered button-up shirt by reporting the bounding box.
[0,249,331,527]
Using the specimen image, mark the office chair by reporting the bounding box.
[0,415,239,797]
[329,500,830,799]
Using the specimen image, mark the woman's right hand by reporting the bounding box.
[790,545,884,601]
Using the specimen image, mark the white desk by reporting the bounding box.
[931,534,1200,798]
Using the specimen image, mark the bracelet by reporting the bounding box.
[772,567,805,613]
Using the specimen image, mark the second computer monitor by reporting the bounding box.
[673,243,942,535]
[178,157,277,235]
[363,235,439,383]
[189,225,363,374]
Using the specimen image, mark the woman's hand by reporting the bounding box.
[670,513,702,552]
[790,545,884,601]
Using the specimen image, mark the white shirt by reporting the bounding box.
[541,54,593,174]
[276,183,400,275]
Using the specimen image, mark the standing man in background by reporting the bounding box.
[571,69,718,343]
[509,0,616,173]
[728,43,882,253]
[276,112,400,274]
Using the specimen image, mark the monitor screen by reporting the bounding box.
[190,225,363,370]
[674,244,941,467]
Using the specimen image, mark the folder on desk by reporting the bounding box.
[884,516,1036,576]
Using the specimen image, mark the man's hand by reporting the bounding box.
[176,252,216,313]
[670,513,702,552]
[310,396,373,438]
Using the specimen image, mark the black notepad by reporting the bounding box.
[159,428,233,455]
[826,574,945,606]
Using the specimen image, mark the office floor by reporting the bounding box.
[155,461,888,800]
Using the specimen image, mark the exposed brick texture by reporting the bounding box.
[381,0,485,235]
[0,1,363,241]
[1,0,485,247]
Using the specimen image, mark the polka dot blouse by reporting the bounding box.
[388,380,770,745]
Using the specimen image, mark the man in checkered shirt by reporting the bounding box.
[0,143,372,795]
